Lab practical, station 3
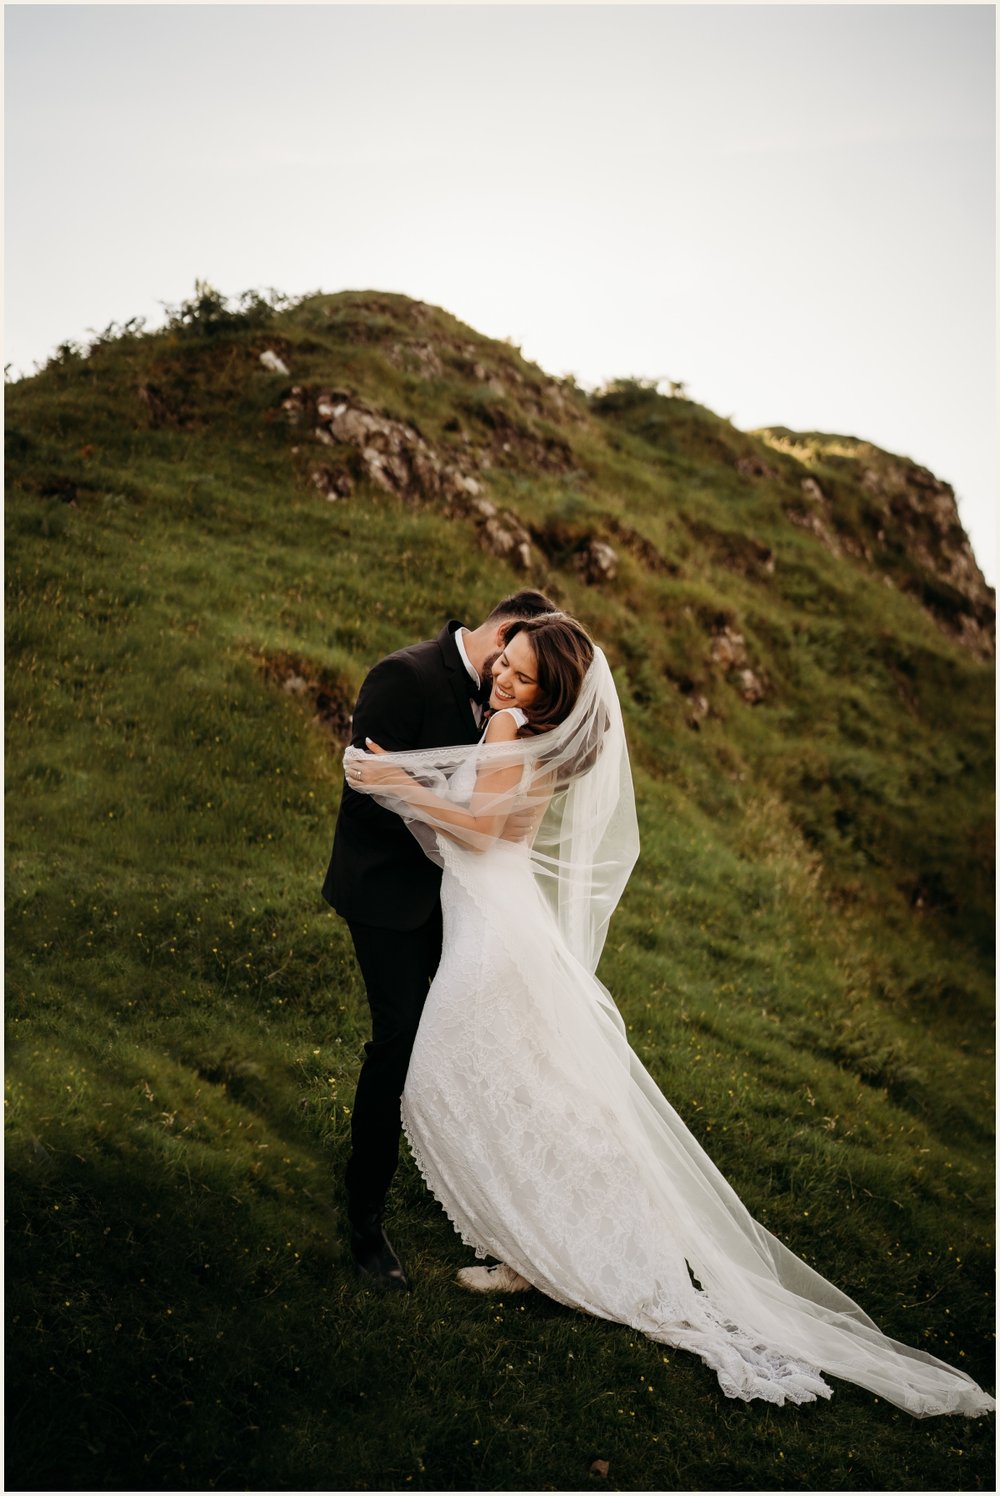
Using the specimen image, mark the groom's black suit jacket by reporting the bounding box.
[322,621,483,930]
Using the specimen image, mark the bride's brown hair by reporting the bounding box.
[500,613,595,733]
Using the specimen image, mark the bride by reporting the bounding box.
[344,613,994,1417]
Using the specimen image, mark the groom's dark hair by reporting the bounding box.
[486,589,559,623]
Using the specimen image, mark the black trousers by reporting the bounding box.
[343,907,443,1217]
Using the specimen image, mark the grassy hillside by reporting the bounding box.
[5,286,995,1491]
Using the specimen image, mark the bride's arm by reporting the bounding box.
[353,711,526,846]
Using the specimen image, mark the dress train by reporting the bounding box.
[401,837,995,1418]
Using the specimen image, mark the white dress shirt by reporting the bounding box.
[454,628,485,725]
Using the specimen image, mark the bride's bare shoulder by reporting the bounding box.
[483,709,523,742]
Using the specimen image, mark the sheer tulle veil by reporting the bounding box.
[343,646,995,1419]
[344,644,640,975]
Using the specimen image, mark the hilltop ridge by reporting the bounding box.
[13,286,993,664]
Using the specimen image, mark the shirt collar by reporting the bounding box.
[453,627,480,688]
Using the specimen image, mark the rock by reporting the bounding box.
[710,627,767,702]
[361,447,405,493]
[840,534,872,562]
[801,476,826,503]
[687,692,711,729]
[409,450,444,494]
[786,507,842,557]
[576,539,619,585]
[387,340,444,379]
[259,349,290,375]
[310,466,353,501]
[282,673,309,695]
[281,387,306,424]
[440,467,476,502]
[480,513,534,571]
[737,668,765,704]
[710,627,748,670]
[328,406,381,447]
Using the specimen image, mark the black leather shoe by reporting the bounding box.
[349,1212,409,1292]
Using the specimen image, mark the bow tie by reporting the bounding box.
[471,675,493,709]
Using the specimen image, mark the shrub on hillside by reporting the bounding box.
[163,280,291,339]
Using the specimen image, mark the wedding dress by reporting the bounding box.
[344,652,995,1418]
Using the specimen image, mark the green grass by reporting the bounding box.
[5,289,995,1490]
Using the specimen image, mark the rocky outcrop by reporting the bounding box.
[710,625,767,704]
[759,429,994,660]
[281,386,484,506]
[280,385,554,573]
[859,456,995,660]
[860,457,990,597]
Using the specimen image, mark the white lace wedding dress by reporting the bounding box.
[395,707,994,1417]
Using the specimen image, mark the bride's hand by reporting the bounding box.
[350,739,410,788]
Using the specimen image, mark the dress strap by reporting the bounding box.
[482,706,527,738]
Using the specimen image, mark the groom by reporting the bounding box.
[322,589,557,1289]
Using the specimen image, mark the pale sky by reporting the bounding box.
[5,3,996,584]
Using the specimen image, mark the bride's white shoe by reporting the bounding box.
[456,1263,533,1293]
